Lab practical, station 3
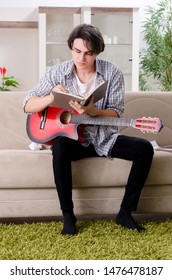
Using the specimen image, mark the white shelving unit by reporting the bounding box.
[38,6,140,91]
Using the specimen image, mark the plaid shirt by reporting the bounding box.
[23,58,125,157]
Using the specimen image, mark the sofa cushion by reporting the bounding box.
[72,151,172,187]
[1,149,172,188]
[121,91,172,147]
[0,150,54,188]
[0,92,30,149]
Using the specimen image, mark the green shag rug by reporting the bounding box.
[0,218,171,260]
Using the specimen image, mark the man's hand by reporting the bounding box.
[53,85,69,93]
[69,96,97,115]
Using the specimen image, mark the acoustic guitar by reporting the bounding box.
[26,107,163,145]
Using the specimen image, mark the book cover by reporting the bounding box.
[51,80,108,110]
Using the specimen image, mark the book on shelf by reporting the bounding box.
[151,140,172,153]
[51,80,108,110]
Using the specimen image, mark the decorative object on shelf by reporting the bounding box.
[139,0,172,91]
[0,67,19,92]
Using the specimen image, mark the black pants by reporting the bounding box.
[52,135,154,213]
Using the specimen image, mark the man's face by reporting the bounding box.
[71,38,97,70]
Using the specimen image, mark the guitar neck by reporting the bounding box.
[70,114,135,128]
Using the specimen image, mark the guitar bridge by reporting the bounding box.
[40,107,48,130]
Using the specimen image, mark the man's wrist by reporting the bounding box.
[89,107,99,116]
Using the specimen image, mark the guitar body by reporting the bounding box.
[27,107,79,144]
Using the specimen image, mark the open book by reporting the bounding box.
[51,80,108,109]
[151,140,172,153]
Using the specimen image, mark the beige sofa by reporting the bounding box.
[0,91,172,219]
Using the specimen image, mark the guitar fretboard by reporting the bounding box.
[70,114,135,128]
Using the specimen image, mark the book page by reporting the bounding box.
[82,80,108,105]
[150,140,172,152]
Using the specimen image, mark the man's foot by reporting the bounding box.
[61,212,77,236]
[115,210,145,232]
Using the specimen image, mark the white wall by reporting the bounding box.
[0,28,38,90]
[0,6,39,90]
[0,0,160,91]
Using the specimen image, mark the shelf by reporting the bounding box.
[39,6,81,14]
[38,6,132,15]
[0,21,38,29]
[105,43,132,46]
[46,41,132,46]
[46,42,67,45]
[91,7,133,14]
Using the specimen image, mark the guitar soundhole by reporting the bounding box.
[60,111,71,124]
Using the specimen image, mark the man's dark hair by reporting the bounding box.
[67,24,105,54]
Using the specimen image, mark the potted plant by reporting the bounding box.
[139,0,172,91]
[0,67,19,92]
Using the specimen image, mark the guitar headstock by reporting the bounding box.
[134,117,163,133]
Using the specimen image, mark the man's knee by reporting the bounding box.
[139,139,154,160]
[52,136,70,156]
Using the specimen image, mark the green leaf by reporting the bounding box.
[139,0,172,91]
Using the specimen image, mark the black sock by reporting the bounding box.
[115,209,145,232]
[61,211,77,236]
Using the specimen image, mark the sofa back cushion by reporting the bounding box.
[0,91,172,149]
[121,91,172,146]
[0,92,30,149]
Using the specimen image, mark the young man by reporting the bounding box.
[23,24,154,235]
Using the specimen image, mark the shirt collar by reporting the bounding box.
[95,58,103,76]
[64,58,104,79]
[64,60,75,78]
